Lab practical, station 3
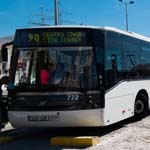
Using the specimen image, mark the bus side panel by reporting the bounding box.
[103,80,150,126]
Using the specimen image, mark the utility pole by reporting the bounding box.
[54,0,59,25]
[125,3,128,31]
[54,0,75,25]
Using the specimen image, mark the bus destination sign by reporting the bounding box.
[14,29,89,47]
[28,32,86,45]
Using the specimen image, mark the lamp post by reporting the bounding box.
[118,0,135,31]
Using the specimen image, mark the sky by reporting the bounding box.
[0,0,150,37]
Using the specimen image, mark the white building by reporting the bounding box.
[0,36,14,77]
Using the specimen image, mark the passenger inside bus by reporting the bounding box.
[40,60,66,85]
[63,72,73,87]
[51,63,65,84]
[61,71,79,88]
[40,63,49,85]
[79,65,94,89]
[19,72,28,84]
[48,61,55,83]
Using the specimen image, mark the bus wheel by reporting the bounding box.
[134,93,148,119]
[0,113,2,132]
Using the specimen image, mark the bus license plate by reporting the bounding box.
[28,115,59,121]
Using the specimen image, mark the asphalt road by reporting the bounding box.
[0,115,149,150]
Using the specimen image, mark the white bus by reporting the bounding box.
[8,26,150,127]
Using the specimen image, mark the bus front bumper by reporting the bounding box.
[8,109,104,128]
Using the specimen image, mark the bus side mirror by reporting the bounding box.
[1,45,8,62]
[106,69,116,86]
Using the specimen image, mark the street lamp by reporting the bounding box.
[118,0,135,31]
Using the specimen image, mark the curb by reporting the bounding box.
[0,136,13,144]
[50,136,100,146]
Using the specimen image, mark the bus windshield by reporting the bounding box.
[14,47,98,90]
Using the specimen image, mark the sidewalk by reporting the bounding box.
[89,116,150,150]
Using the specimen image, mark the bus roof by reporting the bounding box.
[17,25,150,43]
[104,26,150,42]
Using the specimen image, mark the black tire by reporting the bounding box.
[134,93,148,119]
[0,111,5,132]
[0,121,1,132]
